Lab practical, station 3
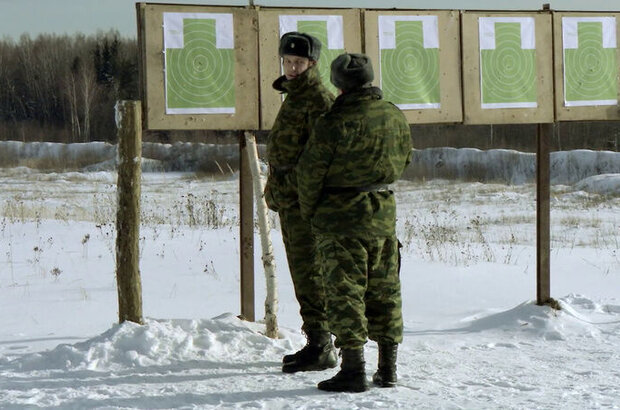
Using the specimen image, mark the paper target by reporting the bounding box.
[164,13,235,114]
[379,16,440,109]
[479,17,538,109]
[279,15,344,94]
[563,17,617,106]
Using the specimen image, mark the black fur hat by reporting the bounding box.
[330,53,374,91]
[279,32,321,61]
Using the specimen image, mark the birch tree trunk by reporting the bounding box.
[244,131,278,338]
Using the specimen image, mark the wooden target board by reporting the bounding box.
[258,8,362,130]
[137,3,259,130]
[462,12,554,124]
[364,10,462,124]
[553,12,620,121]
[137,4,620,129]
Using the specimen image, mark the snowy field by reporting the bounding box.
[0,156,619,408]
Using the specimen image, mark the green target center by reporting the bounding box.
[193,55,208,73]
[403,55,417,73]
[502,55,516,71]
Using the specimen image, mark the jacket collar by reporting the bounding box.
[272,64,322,94]
[333,86,383,107]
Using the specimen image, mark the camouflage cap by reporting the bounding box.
[279,32,322,61]
[330,53,374,91]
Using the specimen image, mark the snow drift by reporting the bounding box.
[1,141,619,193]
[403,147,620,186]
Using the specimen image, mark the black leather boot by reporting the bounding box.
[282,330,338,373]
[317,348,368,392]
[372,343,398,387]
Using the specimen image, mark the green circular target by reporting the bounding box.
[166,19,235,110]
[564,22,617,102]
[381,21,440,105]
[295,19,344,96]
[481,22,537,104]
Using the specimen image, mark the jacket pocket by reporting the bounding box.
[265,170,298,211]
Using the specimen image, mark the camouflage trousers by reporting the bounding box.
[279,206,329,334]
[315,234,403,349]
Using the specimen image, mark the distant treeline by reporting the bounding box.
[0,31,138,143]
[0,32,618,151]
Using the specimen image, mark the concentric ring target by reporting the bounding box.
[381,20,440,106]
[564,21,617,102]
[296,20,344,95]
[166,18,235,111]
[480,22,537,105]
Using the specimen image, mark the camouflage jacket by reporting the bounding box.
[297,87,413,237]
[264,65,334,212]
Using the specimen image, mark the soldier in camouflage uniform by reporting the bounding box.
[263,32,337,373]
[297,53,413,392]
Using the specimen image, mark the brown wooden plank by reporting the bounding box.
[239,134,255,321]
[536,122,552,305]
[462,12,555,124]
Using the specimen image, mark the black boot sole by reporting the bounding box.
[372,373,397,387]
[317,381,368,392]
[282,361,338,373]
[372,380,396,387]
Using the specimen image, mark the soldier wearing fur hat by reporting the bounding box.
[297,53,413,392]
[264,32,337,373]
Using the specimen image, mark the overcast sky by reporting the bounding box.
[0,0,617,40]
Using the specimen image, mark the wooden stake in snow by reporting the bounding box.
[115,100,144,325]
[244,131,278,338]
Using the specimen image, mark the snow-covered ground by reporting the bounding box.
[0,153,619,408]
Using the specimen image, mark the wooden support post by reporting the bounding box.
[536,122,552,306]
[115,100,144,324]
[244,132,278,338]
[239,133,255,321]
